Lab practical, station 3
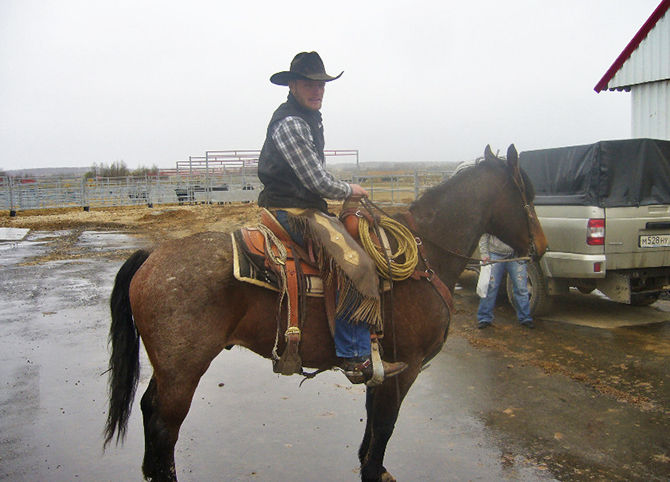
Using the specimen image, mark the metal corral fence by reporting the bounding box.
[351,171,451,204]
[0,170,260,214]
[1,169,452,215]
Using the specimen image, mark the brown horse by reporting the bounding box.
[104,144,547,481]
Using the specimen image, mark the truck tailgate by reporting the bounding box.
[606,205,670,269]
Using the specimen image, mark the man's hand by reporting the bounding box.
[348,183,369,200]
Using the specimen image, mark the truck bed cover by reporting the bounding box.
[519,138,670,207]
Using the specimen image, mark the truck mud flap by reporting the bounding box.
[597,272,630,303]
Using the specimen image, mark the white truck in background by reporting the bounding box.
[517,138,670,315]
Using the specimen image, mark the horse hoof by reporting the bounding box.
[381,471,396,482]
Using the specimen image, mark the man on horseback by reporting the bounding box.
[257,51,407,384]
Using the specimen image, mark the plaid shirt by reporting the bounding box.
[271,116,352,200]
[479,234,515,258]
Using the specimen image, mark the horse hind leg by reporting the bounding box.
[140,377,178,481]
[140,373,202,481]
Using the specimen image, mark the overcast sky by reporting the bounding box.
[0,0,663,170]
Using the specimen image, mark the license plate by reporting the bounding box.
[639,234,670,248]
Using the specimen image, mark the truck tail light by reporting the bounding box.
[587,218,605,245]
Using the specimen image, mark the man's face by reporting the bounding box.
[289,79,326,111]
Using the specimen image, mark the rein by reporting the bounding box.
[359,198,511,266]
[360,198,476,263]
[360,164,536,267]
[360,198,454,312]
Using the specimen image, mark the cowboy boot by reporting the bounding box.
[338,356,407,384]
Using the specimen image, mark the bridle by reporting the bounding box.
[359,159,539,268]
[509,163,539,261]
[396,162,540,265]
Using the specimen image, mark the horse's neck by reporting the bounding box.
[407,184,491,288]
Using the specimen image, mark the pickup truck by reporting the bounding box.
[516,138,670,315]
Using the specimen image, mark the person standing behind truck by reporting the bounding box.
[477,233,535,329]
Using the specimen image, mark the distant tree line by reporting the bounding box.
[84,161,159,178]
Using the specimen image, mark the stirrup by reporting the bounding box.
[337,356,408,385]
[339,357,371,384]
[366,337,385,386]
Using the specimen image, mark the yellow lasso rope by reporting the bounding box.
[358,215,418,281]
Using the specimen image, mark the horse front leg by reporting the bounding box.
[358,387,375,466]
[359,367,420,482]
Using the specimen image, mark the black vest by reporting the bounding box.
[257,94,328,212]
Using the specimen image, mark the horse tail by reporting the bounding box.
[103,248,151,449]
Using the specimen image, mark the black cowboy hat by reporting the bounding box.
[270,51,343,86]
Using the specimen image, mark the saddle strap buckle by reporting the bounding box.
[285,326,301,342]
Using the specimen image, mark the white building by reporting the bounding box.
[595,0,670,140]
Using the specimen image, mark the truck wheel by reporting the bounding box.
[577,286,595,294]
[507,261,550,316]
[630,292,660,306]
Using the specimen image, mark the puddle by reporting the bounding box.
[77,231,141,252]
[27,230,74,241]
[0,240,50,267]
[0,227,30,241]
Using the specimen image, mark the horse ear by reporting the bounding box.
[506,144,518,168]
[484,144,495,161]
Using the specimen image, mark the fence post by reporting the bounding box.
[82,177,90,211]
[146,174,153,208]
[205,154,212,204]
[9,177,16,216]
[414,170,419,201]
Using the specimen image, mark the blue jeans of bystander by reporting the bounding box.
[477,251,532,325]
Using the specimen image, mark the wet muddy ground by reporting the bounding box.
[0,211,668,481]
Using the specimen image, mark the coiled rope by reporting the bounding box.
[357,215,418,281]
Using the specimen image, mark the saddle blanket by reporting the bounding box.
[231,229,325,297]
[231,227,391,296]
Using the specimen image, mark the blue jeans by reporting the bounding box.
[274,210,371,358]
[477,252,532,324]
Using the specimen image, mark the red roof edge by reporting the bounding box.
[594,0,670,93]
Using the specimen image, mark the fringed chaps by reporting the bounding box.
[280,208,382,330]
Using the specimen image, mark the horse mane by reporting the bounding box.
[411,156,534,210]
[518,166,535,201]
